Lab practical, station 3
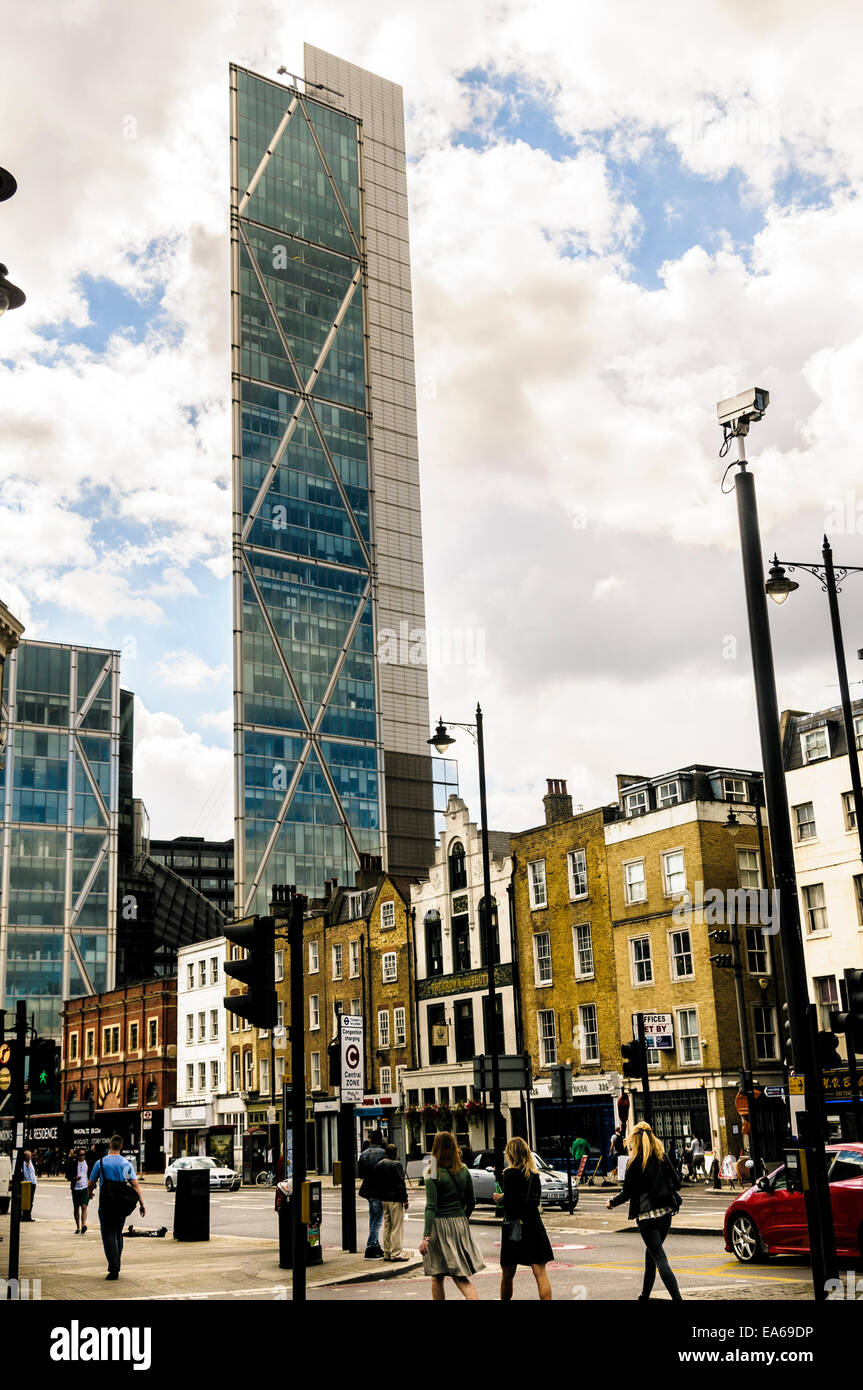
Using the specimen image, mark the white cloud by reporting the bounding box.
[152,650,230,690]
[198,706,233,734]
[133,698,232,839]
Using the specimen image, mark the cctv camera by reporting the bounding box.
[716,387,770,434]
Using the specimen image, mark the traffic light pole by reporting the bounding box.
[338,1099,357,1252]
[6,1001,27,1295]
[636,1013,652,1127]
[288,887,307,1302]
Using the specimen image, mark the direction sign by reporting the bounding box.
[341,1014,364,1104]
[632,1012,674,1049]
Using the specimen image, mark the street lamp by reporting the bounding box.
[427,707,506,1167]
[0,169,26,315]
[765,540,863,865]
[719,385,838,1298]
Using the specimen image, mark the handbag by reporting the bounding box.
[101,1179,139,1219]
[501,1218,523,1243]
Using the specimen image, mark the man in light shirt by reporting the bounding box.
[21,1149,37,1221]
[66,1146,91,1233]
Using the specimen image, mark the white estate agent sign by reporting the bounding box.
[632,1013,674,1049]
[340,1014,364,1104]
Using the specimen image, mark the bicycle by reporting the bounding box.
[255,1169,276,1186]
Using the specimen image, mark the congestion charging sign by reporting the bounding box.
[340,1014,364,1103]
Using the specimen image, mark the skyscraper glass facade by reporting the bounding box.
[0,642,121,1036]
[231,53,436,915]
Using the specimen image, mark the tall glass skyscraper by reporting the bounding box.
[230,48,438,915]
[0,641,122,1036]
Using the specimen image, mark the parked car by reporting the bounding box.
[467,1148,575,1209]
[0,1151,11,1215]
[165,1156,240,1192]
[724,1143,863,1262]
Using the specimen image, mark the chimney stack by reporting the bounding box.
[354,853,383,889]
[543,778,573,825]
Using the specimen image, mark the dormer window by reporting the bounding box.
[625,789,648,817]
[723,777,747,802]
[656,780,680,808]
[801,727,829,763]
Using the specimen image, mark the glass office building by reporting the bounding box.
[0,641,122,1036]
[230,48,437,914]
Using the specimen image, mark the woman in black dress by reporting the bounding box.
[494,1136,553,1300]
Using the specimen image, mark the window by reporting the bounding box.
[199,960,207,988]
[128,1022,138,1052]
[452,913,471,971]
[450,997,473,1061]
[332,944,342,980]
[538,1009,557,1067]
[631,936,653,985]
[275,1055,285,1088]
[856,715,863,751]
[186,1014,194,1044]
[802,882,828,933]
[243,1051,253,1090]
[378,1009,390,1048]
[210,1009,218,1040]
[210,1060,219,1090]
[578,1004,599,1064]
[855,874,863,926]
[309,995,320,1030]
[349,940,360,978]
[259,1057,270,1095]
[528,860,548,909]
[448,842,467,891]
[85,1029,95,1059]
[147,1019,157,1049]
[573,922,594,979]
[394,1006,407,1047]
[737,848,761,889]
[567,848,588,900]
[801,727,829,762]
[662,849,686,897]
[656,780,680,808]
[843,791,858,831]
[482,994,505,1057]
[198,1061,206,1091]
[624,859,647,904]
[198,1011,206,1042]
[676,1008,700,1064]
[793,802,816,841]
[277,999,285,1027]
[746,927,769,974]
[210,956,219,984]
[346,892,363,919]
[479,898,500,966]
[350,998,361,1016]
[669,928,693,980]
[625,788,648,817]
[69,1032,79,1061]
[102,1025,120,1055]
[187,1064,195,1091]
[533,931,552,985]
[814,975,839,1032]
[187,963,195,991]
[380,1065,392,1094]
[425,912,443,976]
[380,899,395,930]
[231,1052,240,1090]
[723,777,748,802]
[275,950,284,982]
[395,1065,406,1096]
[753,1006,777,1060]
[145,1080,157,1104]
[308,941,319,974]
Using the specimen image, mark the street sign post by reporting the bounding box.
[340,1014,364,1104]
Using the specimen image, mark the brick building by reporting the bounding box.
[61,976,177,1170]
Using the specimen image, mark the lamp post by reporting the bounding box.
[428,707,506,1167]
[721,387,838,1298]
[766,540,863,865]
[0,168,26,316]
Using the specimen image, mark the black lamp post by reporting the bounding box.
[723,391,838,1298]
[428,707,506,1167]
[0,169,26,315]
[766,540,863,865]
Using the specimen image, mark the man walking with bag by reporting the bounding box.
[88,1135,145,1281]
[376,1142,411,1261]
[357,1128,386,1259]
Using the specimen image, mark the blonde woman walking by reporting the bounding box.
[494,1136,553,1300]
[606,1121,682,1301]
[419,1131,485,1301]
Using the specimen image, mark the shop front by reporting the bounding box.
[22,1107,165,1171]
[531,1073,620,1175]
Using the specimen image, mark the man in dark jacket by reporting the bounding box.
[357,1129,386,1259]
[376,1143,411,1261]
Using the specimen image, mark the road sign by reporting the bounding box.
[341,1014,363,1104]
[473,1053,532,1091]
[632,1012,674,1048]
[763,1085,785,1098]
[788,1076,805,1095]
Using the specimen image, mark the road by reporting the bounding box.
[30,1178,817,1300]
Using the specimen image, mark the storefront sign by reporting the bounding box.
[314,1099,340,1113]
[571,1072,621,1098]
[170,1104,208,1126]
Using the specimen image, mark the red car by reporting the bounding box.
[724,1142,863,1262]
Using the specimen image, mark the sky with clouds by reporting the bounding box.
[3,0,863,841]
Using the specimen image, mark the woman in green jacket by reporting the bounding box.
[418,1131,485,1300]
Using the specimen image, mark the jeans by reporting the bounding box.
[366,1197,383,1250]
[100,1210,124,1275]
[638,1214,681,1300]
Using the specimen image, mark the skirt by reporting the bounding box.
[423,1215,486,1278]
[500,1215,554,1268]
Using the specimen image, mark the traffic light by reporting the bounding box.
[621,1038,644,1079]
[708,928,734,969]
[28,1037,59,1099]
[814,1029,843,1072]
[781,1002,794,1069]
[223,915,277,1030]
[550,1063,573,1103]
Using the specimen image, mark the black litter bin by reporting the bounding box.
[277,1196,323,1269]
[173,1167,210,1241]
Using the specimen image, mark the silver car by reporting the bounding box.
[165,1156,240,1192]
[467,1149,575,1209]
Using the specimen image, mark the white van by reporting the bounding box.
[0,1152,12,1215]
